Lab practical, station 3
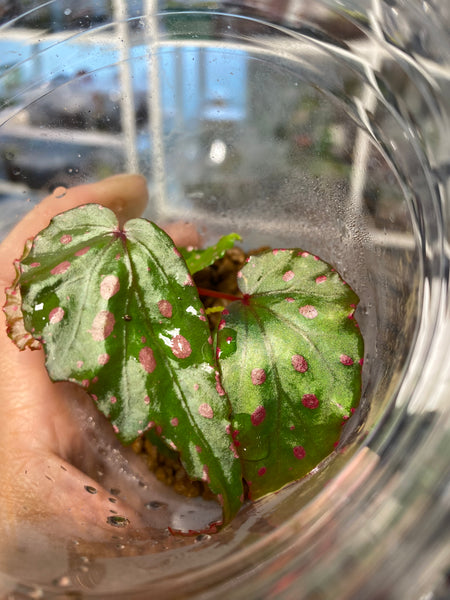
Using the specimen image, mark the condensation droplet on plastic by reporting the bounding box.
[107,515,130,527]
[26,587,44,599]
[195,533,211,543]
[53,186,67,199]
[12,167,21,176]
[84,485,97,494]
[64,8,72,16]
[5,151,14,160]
[145,500,167,510]
[53,575,71,587]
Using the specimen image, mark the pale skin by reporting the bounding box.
[0,175,204,580]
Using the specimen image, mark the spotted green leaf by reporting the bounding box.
[181,233,242,274]
[216,249,363,499]
[10,204,243,524]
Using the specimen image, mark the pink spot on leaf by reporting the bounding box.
[230,442,239,459]
[30,262,40,268]
[100,275,120,300]
[171,335,191,359]
[173,247,181,257]
[293,446,306,459]
[60,234,72,244]
[202,465,210,483]
[158,299,172,318]
[89,311,115,341]
[283,270,295,282]
[193,383,199,391]
[340,354,354,366]
[215,372,226,396]
[75,247,90,256]
[171,417,179,427]
[139,347,157,373]
[299,305,318,319]
[285,297,294,303]
[98,353,110,365]
[196,445,202,453]
[251,368,266,385]
[251,405,266,426]
[292,354,308,373]
[316,275,327,284]
[144,396,150,404]
[183,275,195,287]
[49,307,64,324]
[198,403,214,419]
[302,394,319,409]
[110,396,117,404]
[76,360,83,369]
[258,467,267,477]
[51,261,71,275]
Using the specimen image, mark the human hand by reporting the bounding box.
[0,175,204,586]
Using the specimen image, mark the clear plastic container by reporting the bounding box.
[0,1,449,599]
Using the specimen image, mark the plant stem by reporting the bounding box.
[197,287,242,303]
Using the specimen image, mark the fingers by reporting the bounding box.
[0,174,148,292]
[162,221,203,249]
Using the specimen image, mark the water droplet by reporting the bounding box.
[109,497,117,503]
[116,543,125,550]
[195,533,211,543]
[53,575,71,587]
[5,151,15,160]
[145,500,167,510]
[84,485,97,494]
[64,8,72,15]
[12,167,21,176]
[53,186,67,199]
[107,515,130,527]
[23,586,44,599]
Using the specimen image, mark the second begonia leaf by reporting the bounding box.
[12,204,243,524]
[216,249,363,499]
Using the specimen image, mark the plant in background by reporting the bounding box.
[4,204,363,526]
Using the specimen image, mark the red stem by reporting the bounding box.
[197,287,242,303]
